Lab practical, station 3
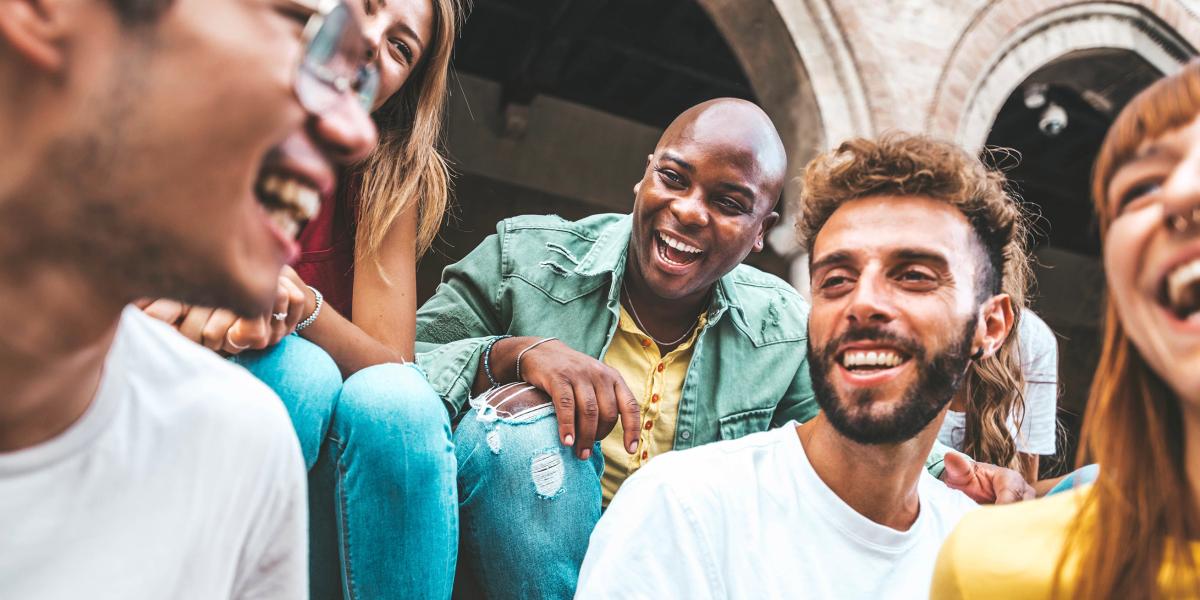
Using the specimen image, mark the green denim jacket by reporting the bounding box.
[415,213,948,472]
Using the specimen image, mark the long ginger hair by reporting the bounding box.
[355,0,467,265]
[1055,60,1200,599]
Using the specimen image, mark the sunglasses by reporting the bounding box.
[287,0,381,114]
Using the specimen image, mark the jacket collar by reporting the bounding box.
[573,213,742,325]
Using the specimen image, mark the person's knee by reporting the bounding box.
[456,395,598,502]
[335,363,452,461]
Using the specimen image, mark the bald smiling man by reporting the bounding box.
[414,100,1025,599]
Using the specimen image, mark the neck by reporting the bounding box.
[620,262,710,348]
[0,262,125,452]
[796,411,944,530]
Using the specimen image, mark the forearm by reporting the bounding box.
[471,336,542,395]
[299,304,407,379]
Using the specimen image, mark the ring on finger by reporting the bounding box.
[272,312,287,321]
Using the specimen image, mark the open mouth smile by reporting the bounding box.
[655,230,704,267]
[835,346,912,385]
[254,171,322,240]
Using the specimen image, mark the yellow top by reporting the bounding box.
[599,306,704,505]
[932,485,1200,599]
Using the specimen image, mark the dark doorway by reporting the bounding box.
[982,49,1163,476]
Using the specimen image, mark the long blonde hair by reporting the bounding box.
[1055,60,1200,599]
[355,0,467,264]
[958,250,1029,474]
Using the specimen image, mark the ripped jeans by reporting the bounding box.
[453,387,604,600]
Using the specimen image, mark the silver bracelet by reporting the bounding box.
[293,286,323,333]
[515,337,558,382]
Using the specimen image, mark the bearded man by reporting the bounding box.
[577,133,1030,599]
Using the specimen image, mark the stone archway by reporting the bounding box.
[697,0,873,292]
[928,0,1198,149]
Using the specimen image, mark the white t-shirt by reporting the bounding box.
[937,310,1058,455]
[577,423,978,600]
[0,307,307,600]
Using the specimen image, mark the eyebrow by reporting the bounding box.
[810,250,855,274]
[894,248,950,270]
[393,21,425,51]
[809,248,950,273]
[660,152,758,202]
[659,152,694,173]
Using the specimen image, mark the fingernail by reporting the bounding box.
[564,434,574,446]
[581,449,591,460]
[628,441,639,454]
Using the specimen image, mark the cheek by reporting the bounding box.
[1102,214,1156,322]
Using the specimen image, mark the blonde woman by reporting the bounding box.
[932,61,1200,598]
[142,0,467,597]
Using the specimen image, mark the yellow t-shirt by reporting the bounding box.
[932,485,1200,599]
[598,306,704,505]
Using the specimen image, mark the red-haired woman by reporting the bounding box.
[932,60,1200,598]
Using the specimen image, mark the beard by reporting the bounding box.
[808,319,975,445]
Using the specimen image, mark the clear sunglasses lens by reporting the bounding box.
[296,2,367,114]
[356,66,380,111]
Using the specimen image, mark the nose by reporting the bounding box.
[310,97,378,165]
[669,190,710,229]
[844,268,897,326]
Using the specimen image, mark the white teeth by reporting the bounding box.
[660,232,703,254]
[258,173,321,221]
[267,209,300,239]
[841,350,903,369]
[1167,258,1200,313]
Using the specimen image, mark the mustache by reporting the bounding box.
[818,326,925,362]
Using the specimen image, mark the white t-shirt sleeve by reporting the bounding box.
[576,466,722,600]
[230,419,308,600]
[1017,313,1058,455]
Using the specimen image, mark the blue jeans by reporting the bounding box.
[453,398,604,599]
[234,335,458,600]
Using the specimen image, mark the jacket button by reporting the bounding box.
[680,430,691,440]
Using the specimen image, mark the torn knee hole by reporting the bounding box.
[530,450,564,498]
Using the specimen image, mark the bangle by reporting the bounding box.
[482,335,512,388]
[293,286,323,333]
[516,337,558,382]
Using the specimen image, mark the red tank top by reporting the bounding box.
[294,175,358,319]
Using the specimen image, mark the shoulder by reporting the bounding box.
[114,308,297,448]
[937,486,1088,589]
[1019,311,1057,360]
[498,213,623,246]
[721,265,810,345]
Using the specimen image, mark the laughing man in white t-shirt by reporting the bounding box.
[578,134,1032,599]
[0,0,379,598]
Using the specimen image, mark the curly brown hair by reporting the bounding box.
[797,132,1033,472]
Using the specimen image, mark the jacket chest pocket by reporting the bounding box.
[717,406,775,441]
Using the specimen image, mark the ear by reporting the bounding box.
[633,153,654,196]
[0,0,65,72]
[752,210,780,253]
[971,293,1014,360]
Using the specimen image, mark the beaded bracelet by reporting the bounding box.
[293,286,323,333]
[482,335,512,388]
[515,337,559,382]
